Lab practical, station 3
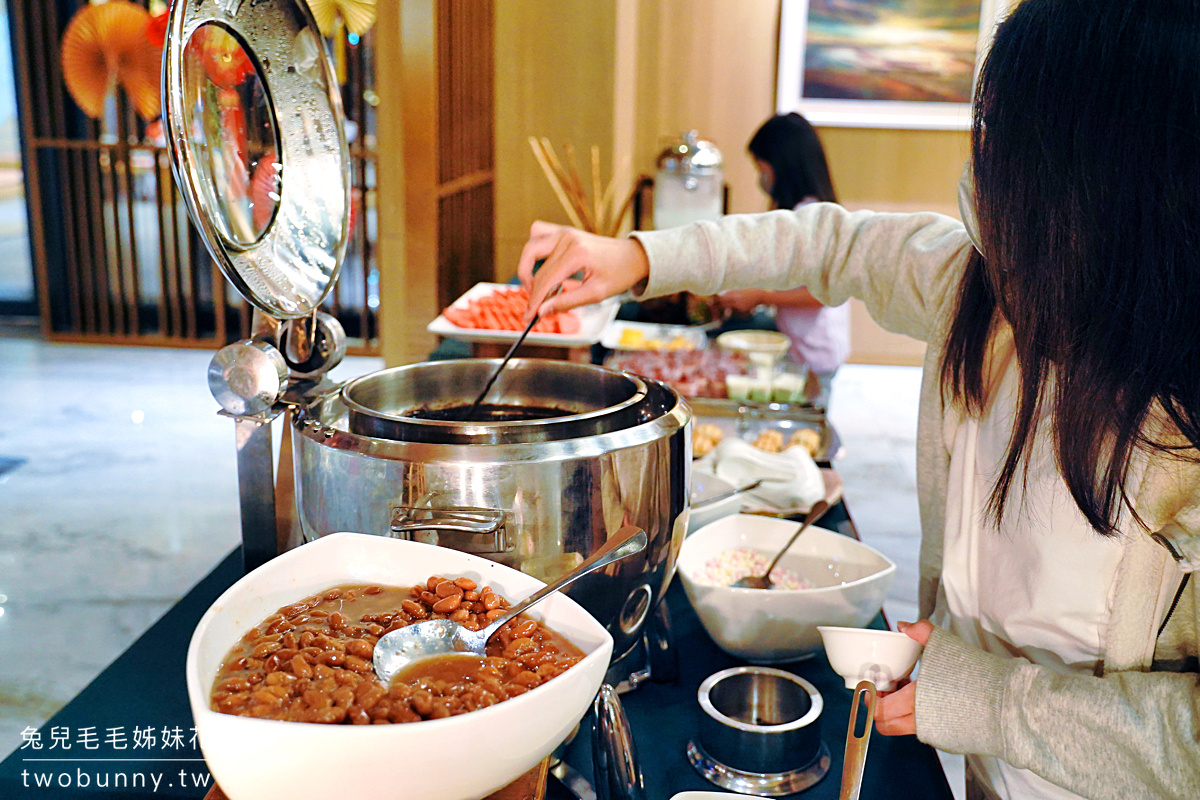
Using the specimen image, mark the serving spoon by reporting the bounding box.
[731,499,830,589]
[373,525,648,685]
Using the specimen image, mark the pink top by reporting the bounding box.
[775,302,850,374]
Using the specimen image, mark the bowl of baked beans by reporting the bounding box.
[185,532,613,800]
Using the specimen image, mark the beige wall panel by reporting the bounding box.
[494,1,619,280]
[377,0,442,366]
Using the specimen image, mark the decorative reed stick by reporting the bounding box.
[529,139,637,237]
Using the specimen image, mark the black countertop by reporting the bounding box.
[0,516,950,800]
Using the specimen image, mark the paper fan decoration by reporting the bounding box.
[145,9,169,49]
[307,0,377,37]
[193,24,256,89]
[60,0,163,121]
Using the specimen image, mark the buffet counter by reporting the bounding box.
[0,505,952,800]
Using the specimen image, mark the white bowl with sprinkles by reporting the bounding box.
[678,514,896,663]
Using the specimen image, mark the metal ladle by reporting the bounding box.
[731,499,830,589]
[463,283,563,422]
[373,525,648,685]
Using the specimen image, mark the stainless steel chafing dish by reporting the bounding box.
[162,0,692,681]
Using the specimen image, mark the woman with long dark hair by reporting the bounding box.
[719,112,850,408]
[518,1,1200,797]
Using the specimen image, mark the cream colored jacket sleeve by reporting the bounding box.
[631,203,971,343]
[632,203,1200,800]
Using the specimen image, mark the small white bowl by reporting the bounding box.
[716,330,791,359]
[186,532,612,800]
[678,515,896,663]
[817,626,922,691]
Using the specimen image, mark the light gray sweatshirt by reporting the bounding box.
[632,203,1200,800]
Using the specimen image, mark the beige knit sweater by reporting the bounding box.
[632,203,1200,800]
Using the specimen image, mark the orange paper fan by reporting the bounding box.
[306,0,377,37]
[61,0,163,121]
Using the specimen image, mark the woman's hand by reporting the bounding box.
[517,221,650,320]
[873,620,933,737]
[719,289,765,315]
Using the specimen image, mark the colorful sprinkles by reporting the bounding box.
[697,548,812,590]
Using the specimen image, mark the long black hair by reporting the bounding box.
[941,0,1200,535]
[747,113,837,209]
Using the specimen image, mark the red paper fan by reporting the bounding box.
[190,24,256,90]
[60,0,163,121]
[146,9,169,49]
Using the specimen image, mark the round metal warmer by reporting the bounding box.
[342,359,652,444]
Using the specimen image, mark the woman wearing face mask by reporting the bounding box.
[519,2,1200,797]
[719,112,850,409]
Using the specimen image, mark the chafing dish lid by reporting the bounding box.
[163,0,351,320]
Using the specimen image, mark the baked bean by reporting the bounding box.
[356,682,386,710]
[432,594,462,613]
[251,641,281,659]
[344,655,372,673]
[434,580,463,598]
[290,655,313,679]
[212,580,585,725]
[311,706,347,724]
[344,638,372,659]
[331,685,355,707]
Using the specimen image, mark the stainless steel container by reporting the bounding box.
[688,666,830,796]
[292,360,692,661]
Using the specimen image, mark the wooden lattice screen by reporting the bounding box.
[8,0,380,352]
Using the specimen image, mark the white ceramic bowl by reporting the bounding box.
[678,514,896,663]
[689,472,744,534]
[817,626,922,691]
[186,532,613,800]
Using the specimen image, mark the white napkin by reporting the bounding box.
[694,438,824,510]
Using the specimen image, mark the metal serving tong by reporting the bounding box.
[839,680,878,800]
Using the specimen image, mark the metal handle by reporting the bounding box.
[762,499,831,578]
[479,526,647,642]
[839,680,877,800]
[592,683,646,800]
[691,478,763,509]
[390,506,506,535]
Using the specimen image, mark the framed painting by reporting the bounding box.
[776,0,1014,129]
